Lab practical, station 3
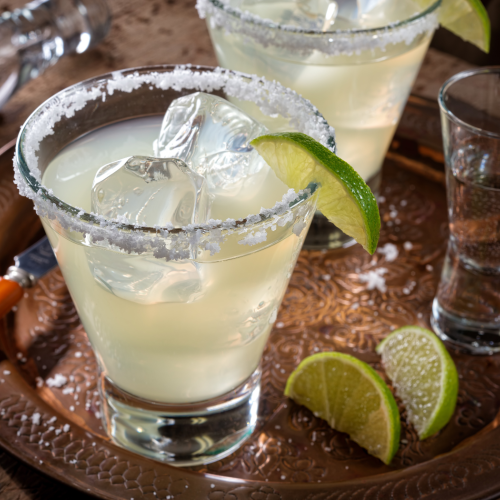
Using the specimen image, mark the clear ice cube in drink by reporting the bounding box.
[153,92,268,194]
[86,250,203,305]
[89,155,210,305]
[91,155,211,227]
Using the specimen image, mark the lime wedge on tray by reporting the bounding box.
[376,326,459,440]
[285,352,400,464]
[251,133,380,254]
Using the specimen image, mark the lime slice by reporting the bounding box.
[284,352,400,464]
[376,326,459,440]
[251,133,380,254]
[418,0,490,52]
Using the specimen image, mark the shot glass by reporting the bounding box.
[431,67,500,354]
[198,0,440,248]
[14,66,331,465]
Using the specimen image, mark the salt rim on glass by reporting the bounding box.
[196,0,441,56]
[14,65,331,261]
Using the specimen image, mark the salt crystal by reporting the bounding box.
[3,370,10,375]
[403,241,413,251]
[21,415,27,422]
[358,268,388,293]
[377,243,398,262]
[292,220,306,237]
[31,413,41,425]
[74,352,82,358]
[62,387,74,395]
[63,424,70,432]
[322,274,331,281]
[46,374,67,388]
[238,230,267,246]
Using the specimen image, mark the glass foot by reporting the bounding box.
[431,298,500,355]
[99,367,261,466]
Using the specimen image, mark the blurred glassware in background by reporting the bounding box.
[199,0,441,249]
[0,0,111,110]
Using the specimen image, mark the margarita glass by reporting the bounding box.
[198,0,441,247]
[14,65,333,466]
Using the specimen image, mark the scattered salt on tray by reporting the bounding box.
[358,268,388,293]
[46,374,67,388]
[377,243,398,262]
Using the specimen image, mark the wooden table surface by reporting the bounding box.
[0,0,480,498]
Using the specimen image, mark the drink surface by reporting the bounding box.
[42,117,304,404]
[207,0,434,182]
[239,0,421,30]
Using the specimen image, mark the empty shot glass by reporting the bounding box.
[431,67,500,354]
[15,65,330,465]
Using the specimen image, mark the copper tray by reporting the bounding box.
[1,137,500,500]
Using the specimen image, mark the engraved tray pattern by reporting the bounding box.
[1,140,500,500]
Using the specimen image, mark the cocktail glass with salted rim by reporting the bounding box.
[14,65,333,466]
[198,0,441,247]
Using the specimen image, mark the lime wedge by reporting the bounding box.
[418,0,490,52]
[285,352,400,464]
[376,326,459,440]
[251,133,380,254]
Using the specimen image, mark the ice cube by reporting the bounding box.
[88,155,208,305]
[91,155,211,227]
[153,92,268,194]
[85,248,203,305]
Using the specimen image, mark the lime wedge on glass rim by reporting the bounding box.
[376,326,459,440]
[251,133,380,254]
[285,352,400,464]
[419,0,490,52]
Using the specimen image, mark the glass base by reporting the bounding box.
[99,367,261,466]
[304,170,382,250]
[431,298,500,354]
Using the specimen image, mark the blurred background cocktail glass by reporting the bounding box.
[199,0,441,248]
